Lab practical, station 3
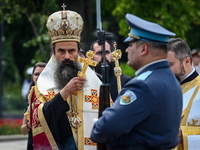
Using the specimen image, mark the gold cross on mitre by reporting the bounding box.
[77,50,97,78]
[61,3,67,10]
[111,42,122,94]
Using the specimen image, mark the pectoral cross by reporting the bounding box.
[77,50,97,78]
[111,42,122,94]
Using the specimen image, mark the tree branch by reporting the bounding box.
[25,13,45,53]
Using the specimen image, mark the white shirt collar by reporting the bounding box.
[183,67,195,80]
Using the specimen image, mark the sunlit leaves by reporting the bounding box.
[111,0,200,41]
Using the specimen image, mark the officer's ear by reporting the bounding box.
[140,43,149,56]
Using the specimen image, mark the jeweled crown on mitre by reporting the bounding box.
[46,4,84,43]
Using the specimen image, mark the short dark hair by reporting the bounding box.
[135,40,167,54]
[167,38,192,64]
[29,62,46,90]
[90,40,113,52]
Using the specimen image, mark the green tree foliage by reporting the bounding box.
[120,62,135,78]
[0,0,58,83]
[98,0,200,68]
[111,0,200,45]
[0,0,58,114]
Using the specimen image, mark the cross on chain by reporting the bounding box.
[77,50,97,78]
[61,3,67,10]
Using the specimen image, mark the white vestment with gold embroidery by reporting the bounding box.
[180,75,200,150]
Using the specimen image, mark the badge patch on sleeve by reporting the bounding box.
[120,90,137,105]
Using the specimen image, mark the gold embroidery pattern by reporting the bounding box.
[180,126,200,150]
[187,119,200,126]
[44,89,56,101]
[38,103,59,150]
[179,75,200,150]
[85,89,99,110]
[32,99,43,136]
[49,29,82,42]
[181,76,200,126]
[181,126,200,136]
[32,100,42,128]
[84,137,97,146]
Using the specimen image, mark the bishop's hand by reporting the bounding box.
[60,77,86,100]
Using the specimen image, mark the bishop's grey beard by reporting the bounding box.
[54,58,82,89]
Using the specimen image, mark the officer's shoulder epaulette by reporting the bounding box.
[136,71,153,81]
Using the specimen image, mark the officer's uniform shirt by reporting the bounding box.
[90,60,182,148]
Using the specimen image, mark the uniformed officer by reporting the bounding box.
[90,14,183,150]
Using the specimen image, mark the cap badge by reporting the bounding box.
[128,33,141,40]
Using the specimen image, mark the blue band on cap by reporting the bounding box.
[130,27,169,44]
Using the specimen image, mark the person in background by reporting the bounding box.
[21,67,33,103]
[90,40,132,101]
[79,48,86,58]
[79,43,87,58]
[90,13,182,150]
[21,62,46,150]
[191,48,200,73]
[167,38,200,150]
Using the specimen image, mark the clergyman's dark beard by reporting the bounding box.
[95,59,115,78]
[54,58,81,89]
[176,63,186,83]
